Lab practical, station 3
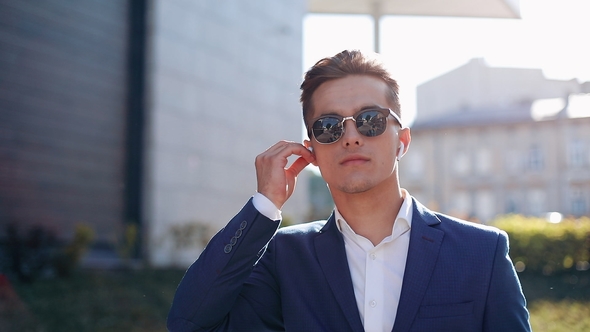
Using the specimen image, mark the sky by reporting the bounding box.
[303,0,590,126]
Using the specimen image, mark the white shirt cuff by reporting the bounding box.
[252,193,282,221]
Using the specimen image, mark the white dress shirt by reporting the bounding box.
[335,189,412,332]
[253,190,413,332]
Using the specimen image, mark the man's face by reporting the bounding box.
[306,75,408,195]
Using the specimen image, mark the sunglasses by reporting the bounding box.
[309,108,403,144]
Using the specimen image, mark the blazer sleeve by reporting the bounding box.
[167,198,282,332]
[483,230,532,331]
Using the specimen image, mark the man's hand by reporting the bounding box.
[255,141,315,209]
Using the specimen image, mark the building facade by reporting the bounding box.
[0,0,309,268]
[144,0,308,266]
[401,60,590,223]
[0,1,132,248]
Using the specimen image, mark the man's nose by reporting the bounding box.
[341,118,362,146]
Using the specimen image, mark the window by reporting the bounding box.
[475,148,492,175]
[475,190,495,222]
[504,149,521,174]
[528,145,544,171]
[453,191,471,217]
[527,189,546,216]
[505,195,518,214]
[454,151,471,175]
[406,151,424,179]
[568,139,586,167]
[570,189,587,216]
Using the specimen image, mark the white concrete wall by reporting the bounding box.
[144,0,308,267]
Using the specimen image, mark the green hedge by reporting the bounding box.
[492,215,590,275]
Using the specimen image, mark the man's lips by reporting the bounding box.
[340,155,370,166]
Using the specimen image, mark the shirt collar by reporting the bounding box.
[335,189,413,246]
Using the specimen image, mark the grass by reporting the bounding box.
[4,269,590,331]
[520,270,590,332]
[529,300,590,332]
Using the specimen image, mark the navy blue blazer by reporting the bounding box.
[168,197,531,331]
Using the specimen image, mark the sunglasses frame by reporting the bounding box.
[308,108,403,144]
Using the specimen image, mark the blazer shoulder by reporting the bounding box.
[276,219,327,237]
[433,211,507,241]
[412,196,505,238]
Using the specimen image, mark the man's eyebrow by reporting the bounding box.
[359,105,384,111]
[315,105,385,118]
[314,111,341,117]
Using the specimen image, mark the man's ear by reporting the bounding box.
[399,127,411,155]
[303,140,318,166]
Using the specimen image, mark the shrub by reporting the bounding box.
[53,223,95,277]
[492,215,590,275]
[3,223,57,282]
[117,223,138,261]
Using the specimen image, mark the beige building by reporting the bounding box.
[401,59,590,223]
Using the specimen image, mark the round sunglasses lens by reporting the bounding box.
[356,110,387,137]
[313,117,343,143]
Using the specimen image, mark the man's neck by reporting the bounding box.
[332,186,405,246]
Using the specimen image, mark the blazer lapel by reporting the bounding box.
[314,215,365,332]
[392,198,444,332]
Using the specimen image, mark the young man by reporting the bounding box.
[167,50,531,332]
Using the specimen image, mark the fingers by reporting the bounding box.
[255,141,315,209]
[267,141,315,163]
[283,156,311,204]
[285,156,311,178]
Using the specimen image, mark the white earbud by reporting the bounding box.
[397,142,405,160]
[307,146,314,153]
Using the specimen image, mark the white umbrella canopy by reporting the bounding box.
[308,0,520,18]
[307,0,521,51]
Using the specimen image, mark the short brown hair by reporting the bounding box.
[300,50,401,131]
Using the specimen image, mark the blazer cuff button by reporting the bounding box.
[224,244,232,253]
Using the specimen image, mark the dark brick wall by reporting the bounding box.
[0,0,130,242]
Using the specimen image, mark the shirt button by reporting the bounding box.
[370,253,376,260]
[370,300,377,308]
